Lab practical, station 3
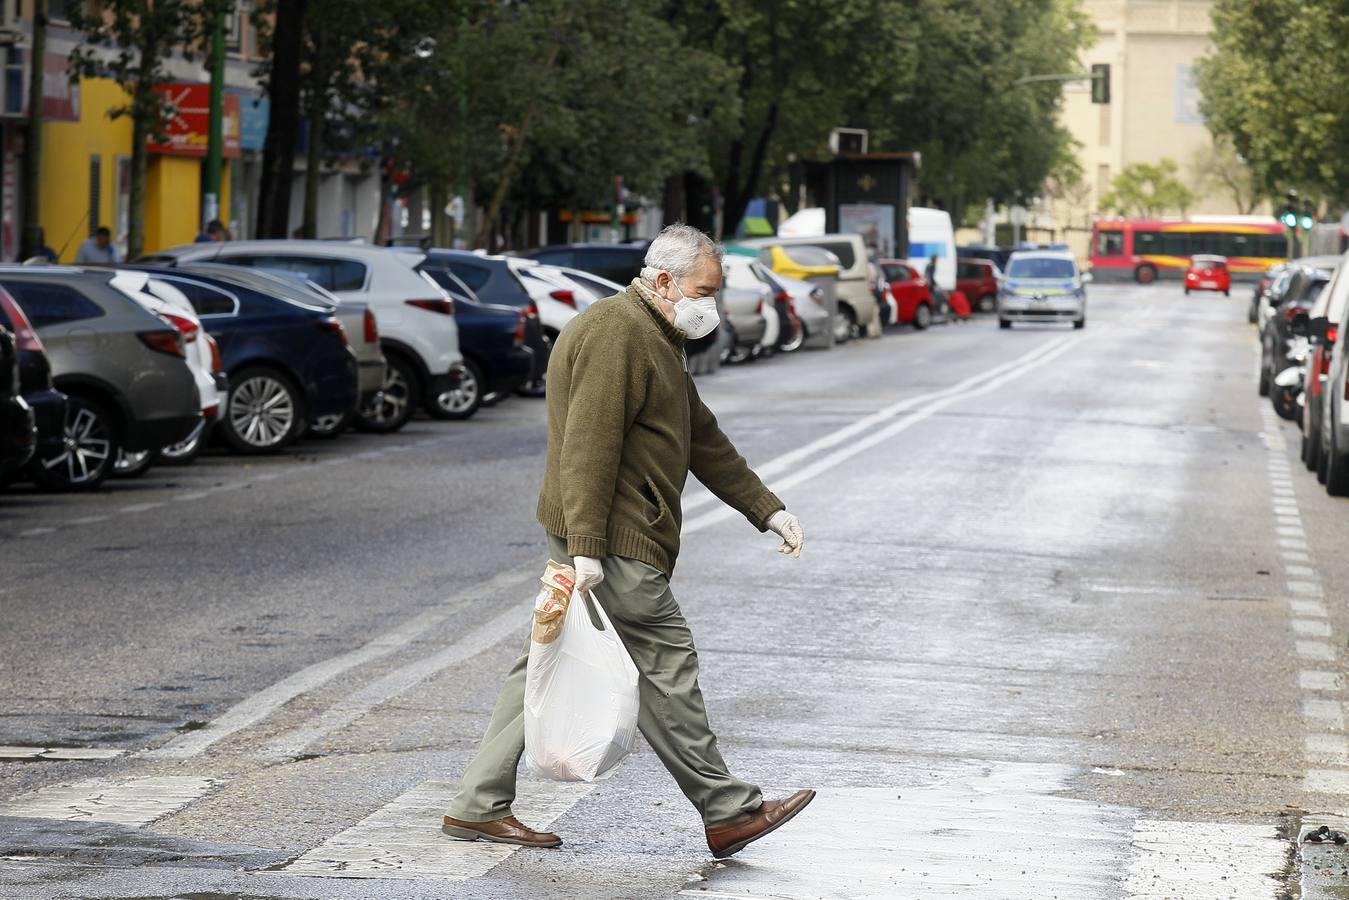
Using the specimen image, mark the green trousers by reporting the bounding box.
[444,533,762,826]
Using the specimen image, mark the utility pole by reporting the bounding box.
[202,5,226,230]
[20,1,46,260]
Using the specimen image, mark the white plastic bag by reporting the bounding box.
[524,587,639,782]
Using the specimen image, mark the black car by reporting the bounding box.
[0,325,36,478]
[415,250,550,394]
[1261,264,1331,419]
[418,267,534,418]
[522,242,650,285]
[0,286,66,474]
[129,266,361,454]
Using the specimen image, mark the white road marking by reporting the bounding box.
[1286,564,1316,577]
[1283,551,1312,564]
[276,779,590,880]
[17,527,55,537]
[1303,698,1344,728]
[1307,734,1349,761]
[0,746,125,761]
[66,515,108,526]
[0,776,214,825]
[1302,671,1342,691]
[1306,769,1349,794]
[147,566,540,759]
[1291,600,1328,618]
[118,502,164,513]
[1297,641,1336,660]
[1121,819,1286,898]
[173,491,209,501]
[1280,538,1310,551]
[1293,618,1333,638]
[1289,581,1323,596]
[1274,505,1300,516]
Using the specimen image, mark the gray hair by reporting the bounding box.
[640,224,723,283]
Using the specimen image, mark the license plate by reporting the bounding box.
[1200,281,1217,288]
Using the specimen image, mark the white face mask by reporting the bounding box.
[669,281,720,339]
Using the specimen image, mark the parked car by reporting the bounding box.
[1318,260,1349,493]
[721,255,771,363]
[0,287,66,477]
[138,241,464,433]
[1184,254,1232,296]
[534,266,625,310]
[522,242,650,285]
[956,258,1000,313]
[957,244,1012,273]
[0,267,200,490]
[1297,258,1349,472]
[740,233,878,341]
[175,264,384,438]
[0,325,35,479]
[1250,263,1285,324]
[128,266,361,453]
[997,251,1089,329]
[754,243,842,349]
[507,258,581,339]
[1260,263,1331,418]
[759,268,828,351]
[418,267,536,418]
[877,259,936,328]
[413,249,550,395]
[106,270,225,475]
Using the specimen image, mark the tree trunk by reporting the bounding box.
[724,100,779,237]
[661,174,684,226]
[374,169,391,245]
[428,180,448,247]
[257,0,307,238]
[128,106,149,259]
[683,171,712,233]
[19,6,46,260]
[301,106,323,238]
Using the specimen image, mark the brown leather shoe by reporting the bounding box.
[441,814,562,848]
[705,789,816,858]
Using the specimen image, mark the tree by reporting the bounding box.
[1190,136,1259,215]
[1197,0,1349,207]
[1098,159,1197,218]
[255,0,308,239]
[67,0,233,258]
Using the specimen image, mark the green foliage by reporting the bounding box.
[1098,159,1197,218]
[1197,0,1349,205]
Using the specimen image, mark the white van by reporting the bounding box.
[906,207,956,292]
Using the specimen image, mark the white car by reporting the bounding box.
[139,241,465,432]
[534,266,626,311]
[997,251,1089,330]
[506,258,581,338]
[107,270,224,474]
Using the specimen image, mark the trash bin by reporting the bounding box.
[761,244,841,349]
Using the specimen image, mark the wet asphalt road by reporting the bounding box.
[3,282,1349,898]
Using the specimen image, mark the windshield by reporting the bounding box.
[1007,257,1077,280]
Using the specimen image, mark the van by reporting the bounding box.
[906,207,956,292]
[740,232,876,340]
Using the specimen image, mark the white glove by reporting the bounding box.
[767,510,803,558]
[574,556,605,595]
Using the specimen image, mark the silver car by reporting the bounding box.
[997,252,1089,330]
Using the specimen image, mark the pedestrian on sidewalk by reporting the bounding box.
[74,226,120,264]
[442,224,815,859]
[194,219,227,243]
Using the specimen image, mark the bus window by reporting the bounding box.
[1095,230,1124,257]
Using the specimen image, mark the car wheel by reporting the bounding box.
[1271,374,1299,421]
[1327,428,1349,496]
[778,319,805,353]
[426,358,484,420]
[1184,287,1190,295]
[978,294,996,313]
[112,447,159,479]
[1074,317,1086,330]
[356,356,418,433]
[727,343,755,364]
[999,318,1012,330]
[1258,354,1271,397]
[29,394,117,492]
[1248,299,1259,324]
[308,409,352,439]
[1304,426,1322,472]
[1224,289,1230,297]
[1135,264,1158,284]
[913,303,932,330]
[222,366,305,454]
[160,418,208,465]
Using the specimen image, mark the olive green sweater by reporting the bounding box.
[536,285,784,577]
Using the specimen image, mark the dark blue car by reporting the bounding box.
[130,266,359,455]
[418,267,534,419]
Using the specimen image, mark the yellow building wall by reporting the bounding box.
[41,76,225,259]
[40,78,132,262]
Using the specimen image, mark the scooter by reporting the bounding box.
[1272,338,1309,422]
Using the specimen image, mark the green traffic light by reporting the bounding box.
[1301,215,1315,231]
[1282,210,1298,228]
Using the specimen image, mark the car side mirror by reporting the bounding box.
[1291,310,1311,337]
[1311,317,1331,341]
[1080,272,1094,284]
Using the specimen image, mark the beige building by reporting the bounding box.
[1042,0,1261,256]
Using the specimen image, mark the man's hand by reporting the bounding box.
[574,556,605,595]
[767,510,803,558]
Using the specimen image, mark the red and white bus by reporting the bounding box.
[1089,216,1287,283]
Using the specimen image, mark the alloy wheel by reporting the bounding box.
[230,375,297,449]
[41,403,113,487]
[437,365,480,415]
[364,366,409,426]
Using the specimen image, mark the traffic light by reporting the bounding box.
[1090,64,1110,104]
[1281,207,1298,229]
[1300,205,1316,232]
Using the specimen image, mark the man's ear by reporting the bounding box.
[653,270,672,293]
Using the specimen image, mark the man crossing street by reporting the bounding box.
[442,224,814,859]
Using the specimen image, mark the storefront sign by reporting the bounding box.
[146,83,241,158]
[41,53,80,121]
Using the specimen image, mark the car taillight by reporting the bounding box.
[514,309,526,344]
[205,333,223,373]
[317,316,348,344]
[0,288,43,353]
[138,329,185,357]
[363,308,378,343]
[159,312,199,342]
[775,289,791,304]
[549,289,576,309]
[405,298,455,315]
[527,300,539,320]
[1330,325,1339,345]
[755,299,763,314]
[1287,305,1302,322]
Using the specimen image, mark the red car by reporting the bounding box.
[956,258,999,312]
[877,259,936,328]
[1184,254,1231,296]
